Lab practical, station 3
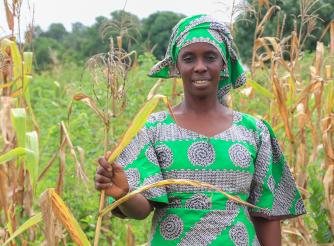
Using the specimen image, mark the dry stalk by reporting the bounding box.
[81,37,134,246]
[100,179,261,217]
[126,224,135,246]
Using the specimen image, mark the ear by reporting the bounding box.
[169,64,180,77]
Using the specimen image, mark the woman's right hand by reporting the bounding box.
[95,155,129,199]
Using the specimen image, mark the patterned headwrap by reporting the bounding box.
[148,14,246,103]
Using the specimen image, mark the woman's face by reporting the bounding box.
[176,42,224,99]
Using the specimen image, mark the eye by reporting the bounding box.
[206,54,218,62]
[182,55,194,63]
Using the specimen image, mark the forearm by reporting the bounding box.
[251,216,281,246]
[117,193,153,220]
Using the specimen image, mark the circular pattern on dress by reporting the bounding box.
[229,222,249,246]
[159,214,184,240]
[229,144,251,168]
[184,194,212,210]
[125,168,140,189]
[187,141,216,167]
[156,144,173,168]
[267,175,276,193]
[271,138,283,163]
[145,146,159,165]
[295,199,305,214]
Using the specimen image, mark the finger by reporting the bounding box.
[112,162,125,173]
[105,151,112,159]
[96,166,114,179]
[95,182,113,191]
[95,174,112,183]
[98,157,113,172]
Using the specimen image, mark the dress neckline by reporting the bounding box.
[165,108,236,139]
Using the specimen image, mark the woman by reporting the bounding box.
[95,14,306,246]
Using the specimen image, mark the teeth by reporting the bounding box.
[193,80,209,85]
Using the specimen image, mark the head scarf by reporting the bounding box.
[148,14,246,103]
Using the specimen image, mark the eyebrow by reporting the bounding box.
[180,50,219,56]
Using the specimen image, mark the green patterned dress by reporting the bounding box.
[114,110,306,245]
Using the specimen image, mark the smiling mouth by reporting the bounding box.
[193,80,210,86]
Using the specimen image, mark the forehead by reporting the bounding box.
[179,42,220,55]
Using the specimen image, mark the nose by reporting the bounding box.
[194,59,207,73]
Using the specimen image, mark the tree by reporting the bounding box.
[32,37,63,70]
[140,11,185,59]
[41,23,68,41]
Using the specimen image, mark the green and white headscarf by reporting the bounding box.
[148,14,246,103]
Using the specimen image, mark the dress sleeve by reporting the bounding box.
[247,119,306,220]
[111,125,169,205]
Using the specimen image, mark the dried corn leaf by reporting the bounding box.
[126,224,135,246]
[0,81,15,89]
[47,189,90,246]
[4,0,14,31]
[0,167,8,221]
[39,190,63,246]
[37,151,58,182]
[256,6,280,36]
[290,31,299,63]
[272,77,294,142]
[291,81,322,112]
[0,96,15,145]
[73,93,106,124]
[60,122,88,183]
[258,0,269,9]
[100,179,260,217]
[147,79,163,100]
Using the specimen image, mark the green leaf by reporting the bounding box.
[108,94,169,163]
[11,108,27,147]
[2,213,42,246]
[0,147,32,164]
[23,52,33,75]
[247,79,274,99]
[25,131,39,189]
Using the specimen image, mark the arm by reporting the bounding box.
[117,194,153,220]
[251,217,281,246]
[95,156,153,220]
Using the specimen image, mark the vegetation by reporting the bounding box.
[0,0,333,245]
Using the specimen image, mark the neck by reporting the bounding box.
[180,93,222,114]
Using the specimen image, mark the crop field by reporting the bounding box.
[0,0,333,245]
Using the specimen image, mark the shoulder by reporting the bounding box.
[146,111,169,127]
[232,110,275,137]
[233,111,262,129]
